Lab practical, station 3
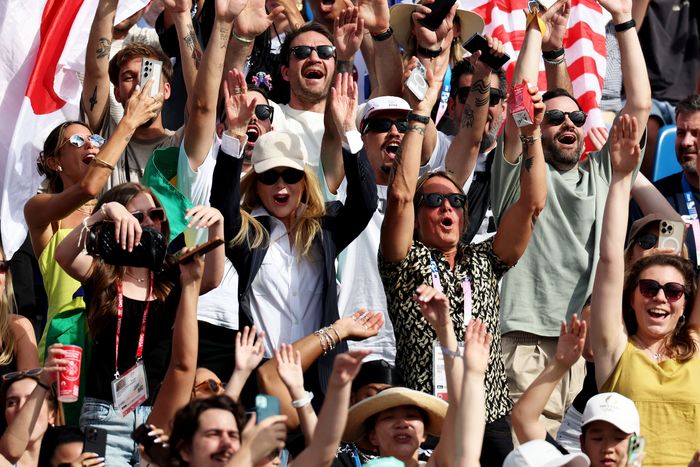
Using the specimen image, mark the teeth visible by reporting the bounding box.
[246,128,259,142]
[648,308,669,318]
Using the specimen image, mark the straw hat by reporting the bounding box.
[389,0,485,50]
[342,387,448,443]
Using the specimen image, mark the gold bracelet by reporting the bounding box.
[329,325,343,344]
[314,330,329,355]
[92,156,115,170]
[232,28,254,44]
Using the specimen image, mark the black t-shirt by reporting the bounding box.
[84,280,179,405]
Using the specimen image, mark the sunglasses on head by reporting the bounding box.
[635,233,658,250]
[255,104,274,122]
[0,260,8,274]
[361,118,409,134]
[290,45,336,60]
[543,110,587,127]
[638,279,686,302]
[2,368,43,382]
[192,379,226,396]
[130,207,167,224]
[456,87,503,106]
[418,192,467,209]
[60,133,106,149]
[258,168,305,185]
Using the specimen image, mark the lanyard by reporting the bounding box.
[115,271,154,379]
[435,66,451,126]
[681,175,700,267]
[429,257,473,324]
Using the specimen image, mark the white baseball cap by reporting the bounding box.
[581,392,640,435]
[251,132,308,173]
[503,440,590,467]
[358,96,411,132]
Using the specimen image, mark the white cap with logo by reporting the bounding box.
[358,96,412,131]
[581,392,640,435]
[503,439,590,467]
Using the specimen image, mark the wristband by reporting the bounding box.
[291,390,314,408]
[542,47,564,60]
[371,26,393,42]
[407,112,430,125]
[416,45,442,58]
[543,55,565,66]
[232,28,254,44]
[614,19,635,33]
[441,346,463,358]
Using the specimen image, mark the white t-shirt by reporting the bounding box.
[269,102,324,167]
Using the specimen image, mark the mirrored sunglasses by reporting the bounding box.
[635,233,658,250]
[0,260,8,274]
[258,168,305,185]
[290,45,336,60]
[60,133,106,149]
[361,118,409,134]
[543,110,587,127]
[419,192,467,209]
[255,104,274,122]
[131,208,167,224]
[456,87,503,106]
[637,279,685,302]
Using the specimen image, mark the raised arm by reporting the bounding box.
[380,58,441,262]
[541,0,574,94]
[274,344,317,445]
[225,326,265,401]
[12,316,39,371]
[147,253,204,433]
[184,206,225,293]
[162,0,202,98]
[590,115,641,388]
[357,0,402,97]
[631,173,685,221]
[226,0,285,74]
[492,84,547,266]
[511,315,586,444]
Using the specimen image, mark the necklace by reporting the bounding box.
[633,336,666,362]
[124,270,147,283]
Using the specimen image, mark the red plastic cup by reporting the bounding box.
[57,345,82,403]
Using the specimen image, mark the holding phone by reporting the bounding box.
[418,0,458,31]
[83,426,107,458]
[658,219,686,255]
[405,61,428,101]
[140,58,162,98]
[132,423,170,465]
[255,395,280,423]
[177,237,224,264]
[463,33,510,70]
[627,434,645,466]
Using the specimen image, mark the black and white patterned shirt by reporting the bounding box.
[379,238,512,423]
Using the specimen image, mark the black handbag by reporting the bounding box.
[86,222,167,271]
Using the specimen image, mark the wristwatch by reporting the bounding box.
[407,112,430,125]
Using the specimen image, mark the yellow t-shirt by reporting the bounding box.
[602,340,700,466]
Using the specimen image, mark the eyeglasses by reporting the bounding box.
[258,168,305,185]
[543,110,587,127]
[361,118,409,134]
[456,87,503,106]
[637,279,686,302]
[131,208,167,223]
[418,192,467,209]
[290,45,336,60]
[192,379,226,397]
[59,133,106,150]
[2,368,43,382]
[0,261,8,274]
[635,233,658,250]
[255,104,274,122]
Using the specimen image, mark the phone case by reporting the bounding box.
[255,395,280,423]
[140,58,162,97]
[84,426,107,458]
[463,33,510,70]
[627,435,646,465]
[405,62,428,101]
[419,0,458,31]
[658,220,686,254]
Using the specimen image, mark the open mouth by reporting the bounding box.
[273,194,290,204]
[647,308,670,319]
[303,68,324,80]
[384,143,400,154]
[81,154,96,165]
[440,218,453,227]
[557,132,577,145]
[211,452,232,463]
[246,126,260,143]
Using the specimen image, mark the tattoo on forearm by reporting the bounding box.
[336,60,354,74]
[521,143,534,173]
[407,125,425,135]
[89,86,98,111]
[184,25,202,69]
[219,26,230,48]
[461,104,475,128]
[96,37,111,59]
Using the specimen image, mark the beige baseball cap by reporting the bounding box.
[251,132,308,173]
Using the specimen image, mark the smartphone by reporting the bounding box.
[658,219,686,254]
[418,0,458,31]
[131,423,169,465]
[140,58,162,97]
[535,0,558,9]
[405,61,428,101]
[178,237,224,264]
[255,394,280,423]
[627,434,645,466]
[83,426,107,458]
[463,32,510,71]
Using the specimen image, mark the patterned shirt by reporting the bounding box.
[379,238,512,423]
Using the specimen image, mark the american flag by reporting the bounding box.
[461,0,608,151]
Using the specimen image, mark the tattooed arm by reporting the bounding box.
[444,36,504,187]
[82,0,118,130]
[492,84,546,266]
[163,0,202,104]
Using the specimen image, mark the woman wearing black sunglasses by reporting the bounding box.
[590,115,700,465]
[24,85,162,360]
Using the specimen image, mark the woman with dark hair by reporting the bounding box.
[54,182,224,465]
[590,115,700,465]
[24,85,162,355]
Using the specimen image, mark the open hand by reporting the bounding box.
[329,349,371,386]
[329,72,358,135]
[234,0,285,39]
[333,309,384,341]
[610,114,641,176]
[463,318,492,376]
[541,0,571,51]
[415,284,452,332]
[235,325,266,373]
[554,314,586,368]
[357,0,390,34]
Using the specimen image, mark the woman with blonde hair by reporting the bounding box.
[210,74,377,405]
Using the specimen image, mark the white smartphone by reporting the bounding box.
[658,219,686,254]
[140,58,162,97]
[405,61,428,101]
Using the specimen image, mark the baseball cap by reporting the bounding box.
[251,132,308,173]
[358,96,412,131]
[581,392,640,435]
[503,440,590,467]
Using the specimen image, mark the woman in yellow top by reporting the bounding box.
[24,83,162,356]
[590,114,700,466]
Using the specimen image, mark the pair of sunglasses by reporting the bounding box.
[192,379,226,396]
[635,233,658,250]
[456,87,503,106]
[255,104,274,122]
[637,279,686,302]
[258,168,305,185]
[290,45,336,60]
[0,260,8,274]
[361,118,409,135]
[543,110,587,127]
[418,192,467,209]
[60,133,106,149]
[130,207,167,224]
[2,368,42,382]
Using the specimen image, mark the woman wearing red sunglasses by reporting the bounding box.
[590,115,700,465]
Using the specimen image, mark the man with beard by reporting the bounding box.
[492,0,651,436]
[636,95,700,268]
